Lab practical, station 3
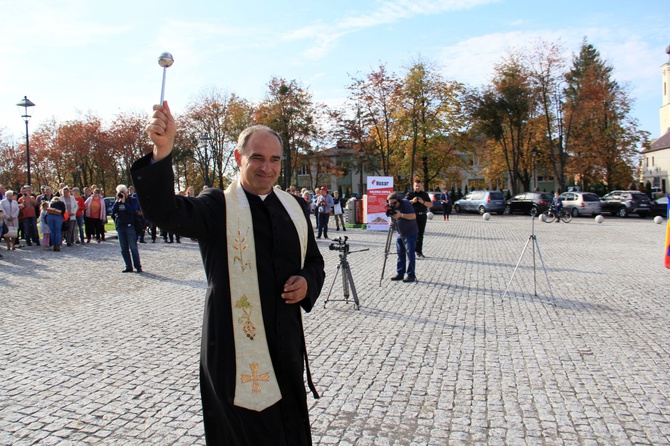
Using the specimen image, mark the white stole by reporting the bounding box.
[224,181,308,411]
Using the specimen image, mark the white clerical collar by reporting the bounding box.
[239,184,273,202]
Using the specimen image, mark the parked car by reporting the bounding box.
[600,190,652,218]
[504,192,553,216]
[558,191,602,217]
[453,190,506,215]
[427,192,444,214]
[650,195,668,218]
[104,196,116,218]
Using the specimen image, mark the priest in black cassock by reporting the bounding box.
[132,101,325,445]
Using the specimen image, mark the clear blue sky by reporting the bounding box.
[1,0,667,145]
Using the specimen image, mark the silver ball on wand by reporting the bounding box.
[158,52,174,105]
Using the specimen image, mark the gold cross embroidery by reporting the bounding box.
[241,363,270,393]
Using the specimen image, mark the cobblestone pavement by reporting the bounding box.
[1,214,669,445]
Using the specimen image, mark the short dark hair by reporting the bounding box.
[235,125,283,155]
[387,192,402,202]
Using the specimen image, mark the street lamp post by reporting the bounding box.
[17,96,36,186]
[199,133,211,187]
[358,148,365,196]
[531,147,538,191]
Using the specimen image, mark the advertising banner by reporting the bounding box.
[366,176,394,231]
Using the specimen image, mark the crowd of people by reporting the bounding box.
[0,183,108,255]
[0,182,200,263]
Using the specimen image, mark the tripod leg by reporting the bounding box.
[380,225,395,286]
[532,236,555,300]
[324,264,342,308]
[344,263,361,310]
[342,258,350,300]
[501,235,534,298]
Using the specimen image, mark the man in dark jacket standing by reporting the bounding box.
[134,101,325,445]
[405,181,431,258]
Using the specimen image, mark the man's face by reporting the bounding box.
[235,131,282,195]
[413,182,423,192]
[387,197,399,209]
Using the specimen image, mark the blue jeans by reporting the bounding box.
[117,224,141,270]
[396,233,417,279]
[318,213,330,238]
[46,214,63,246]
[23,216,40,245]
[76,215,85,242]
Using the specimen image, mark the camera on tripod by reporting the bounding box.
[328,236,350,253]
[385,204,397,217]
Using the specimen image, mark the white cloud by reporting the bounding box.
[281,0,500,60]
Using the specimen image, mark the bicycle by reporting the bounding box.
[542,205,573,223]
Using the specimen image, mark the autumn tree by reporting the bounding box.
[183,88,255,189]
[524,39,569,191]
[564,40,643,190]
[255,78,318,189]
[348,65,403,178]
[467,52,538,194]
[398,59,469,190]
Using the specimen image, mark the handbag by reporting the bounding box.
[333,202,343,215]
[5,227,18,239]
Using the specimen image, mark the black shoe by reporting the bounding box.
[122,268,133,273]
[343,228,346,231]
[135,267,143,273]
[403,276,416,283]
[390,275,404,281]
[139,240,146,243]
[317,236,321,239]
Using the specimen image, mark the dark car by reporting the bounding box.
[600,190,652,218]
[650,195,668,218]
[504,192,553,216]
[104,197,116,218]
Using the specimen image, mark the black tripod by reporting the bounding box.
[379,220,396,286]
[324,238,368,310]
[501,215,554,299]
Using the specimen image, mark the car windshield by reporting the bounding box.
[630,193,650,202]
[540,193,552,200]
[582,193,600,202]
[490,192,504,199]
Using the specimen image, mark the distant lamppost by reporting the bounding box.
[358,148,365,196]
[199,133,211,187]
[17,96,36,186]
[531,147,538,190]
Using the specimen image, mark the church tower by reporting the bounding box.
[661,45,670,135]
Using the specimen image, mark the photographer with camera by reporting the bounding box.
[112,184,142,273]
[316,186,334,240]
[386,192,418,283]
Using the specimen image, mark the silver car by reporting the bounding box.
[558,191,602,217]
[454,190,506,215]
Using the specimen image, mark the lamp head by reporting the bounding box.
[158,52,174,68]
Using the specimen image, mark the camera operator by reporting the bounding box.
[386,192,418,283]
[405,181,431,258]
[112,184,142,273]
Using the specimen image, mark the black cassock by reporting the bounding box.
[131,153,325,445]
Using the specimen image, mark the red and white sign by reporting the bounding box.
[366,176,394,231]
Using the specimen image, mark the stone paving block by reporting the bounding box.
[1,216,670,444]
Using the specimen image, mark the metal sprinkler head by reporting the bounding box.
[158,52,174,68]
[157,52,174,104]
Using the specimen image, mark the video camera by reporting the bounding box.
[385,203,400,217]
[328,236,350,253]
